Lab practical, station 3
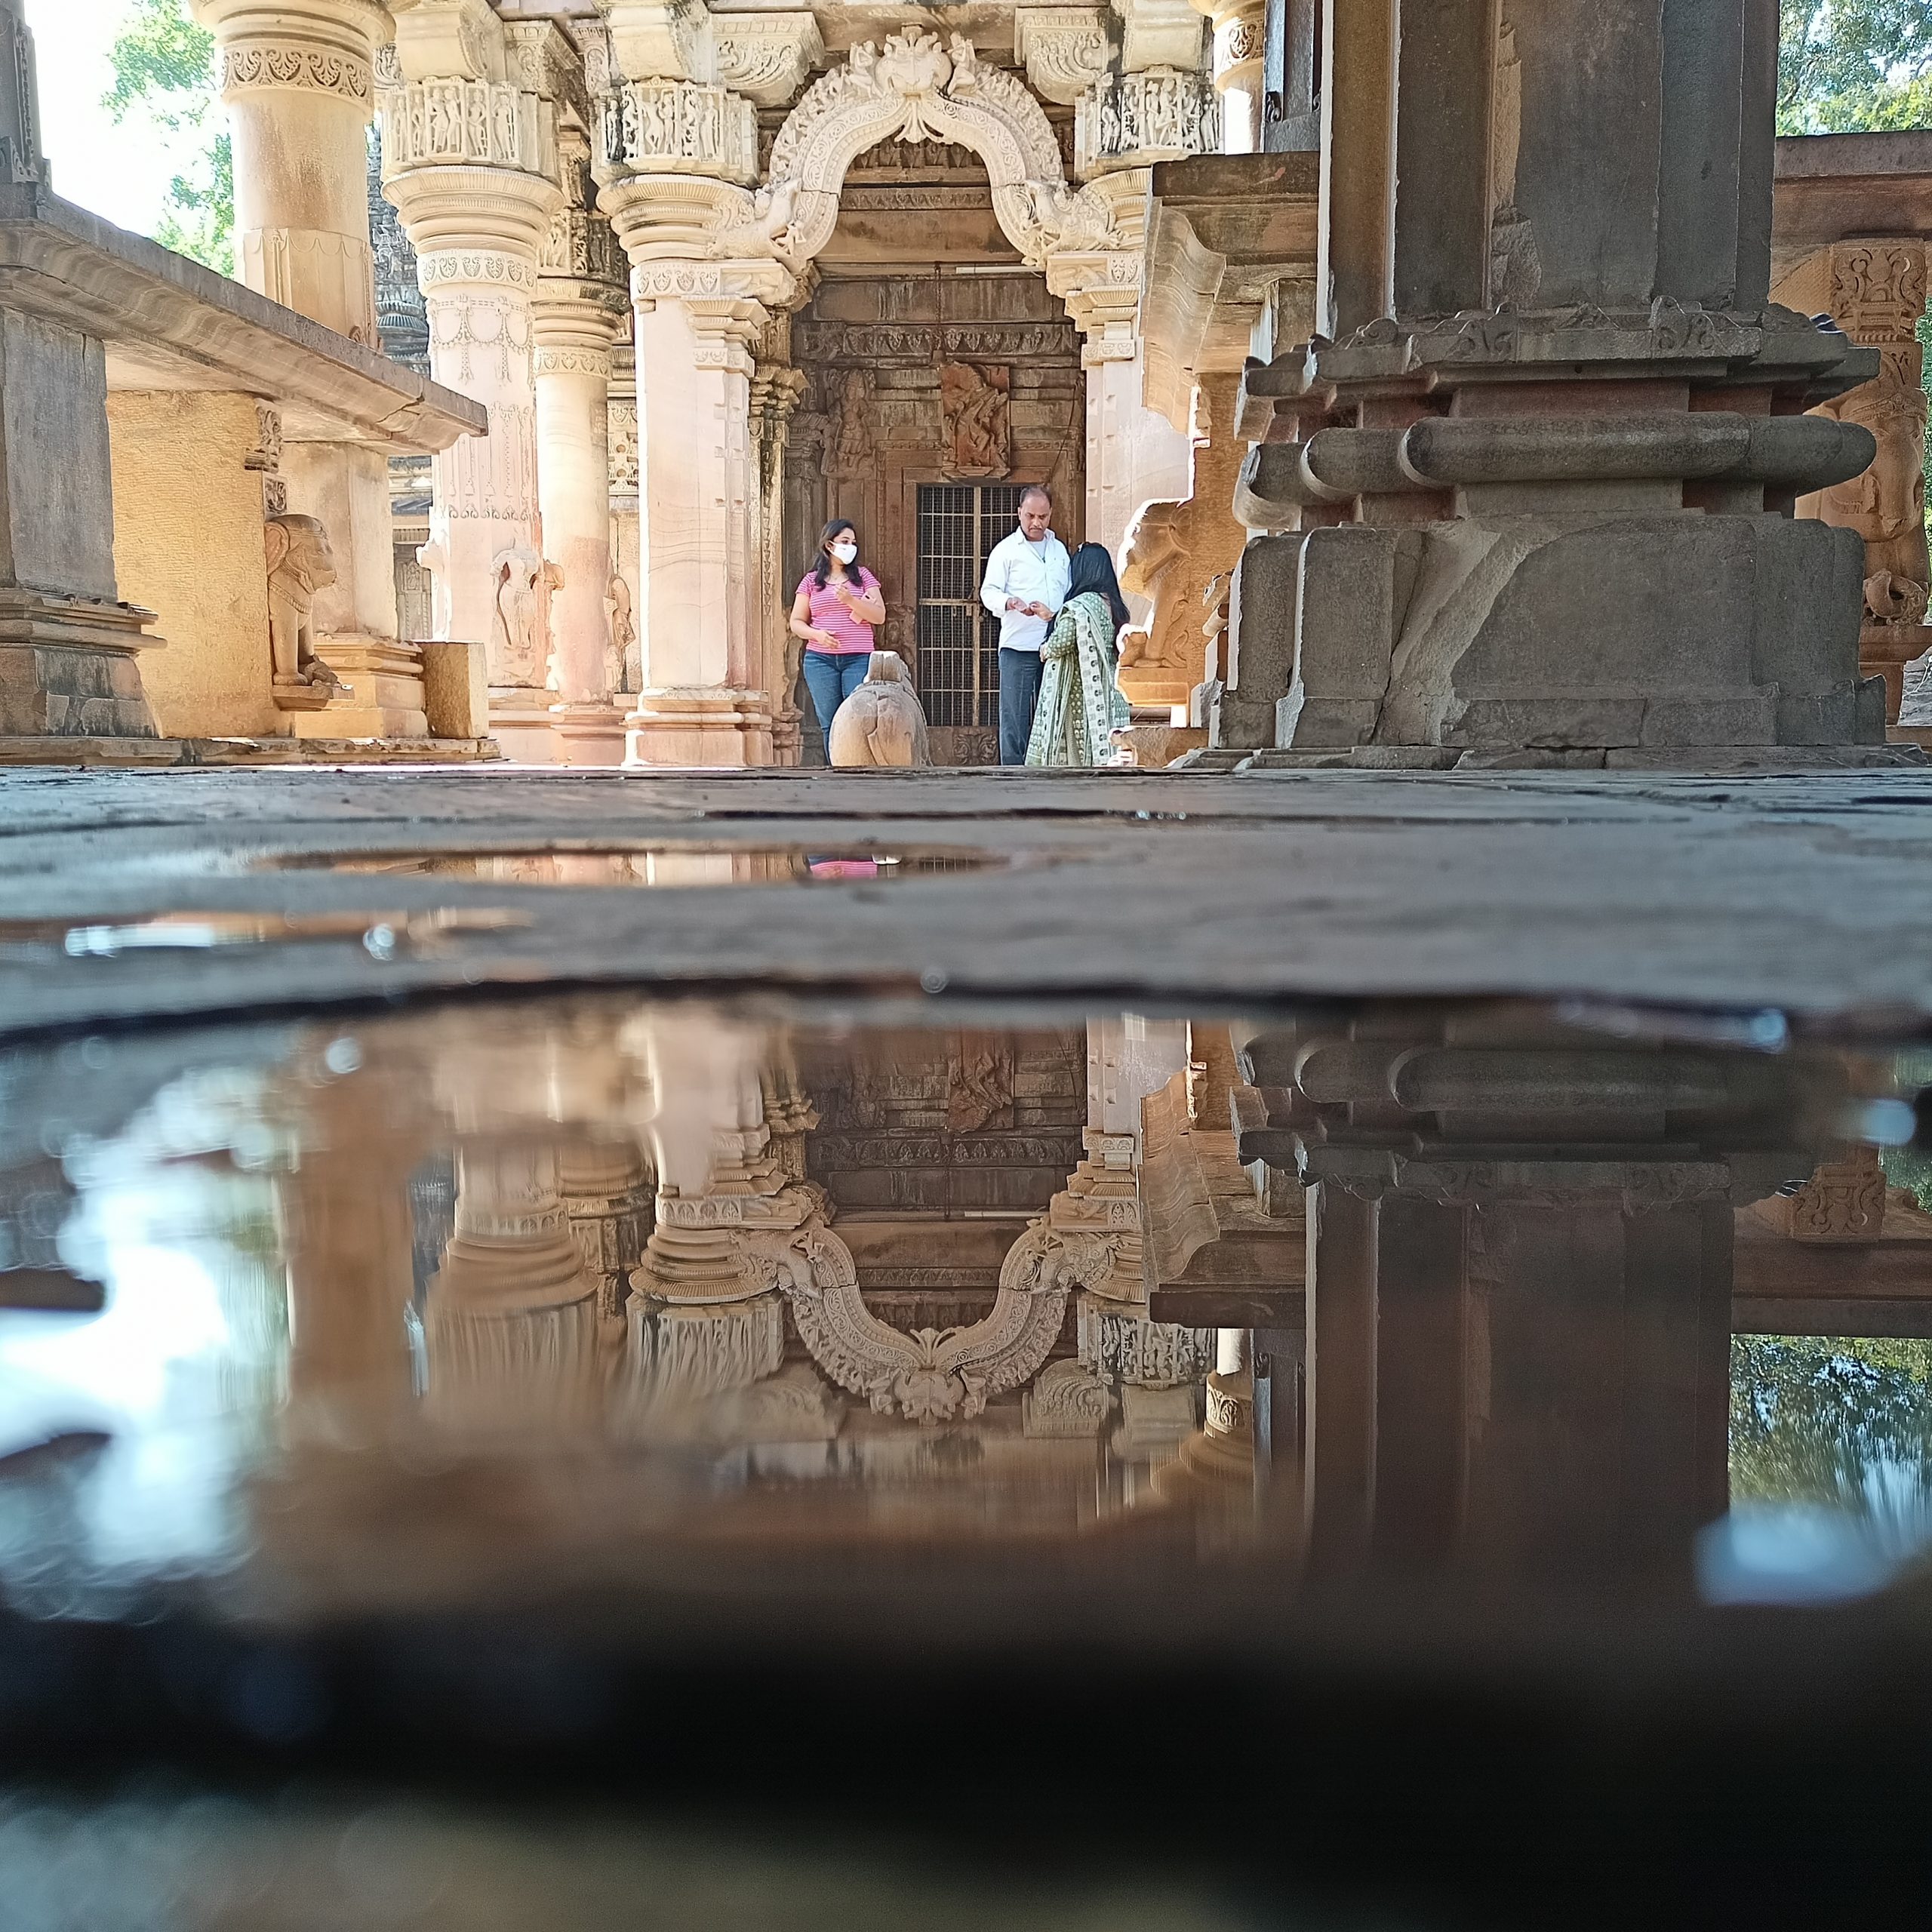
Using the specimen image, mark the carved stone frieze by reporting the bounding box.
[220,45,371,103]
[1831,242,1930,343]
[1074,68,1219,176]
[1752,1145,1891,1244]
[764,32,1077,271]
[793,320,1079,364]
[1077,1301,1214,1387]
[608,398,640,493]
[597,80,760,186]
[380,77,555,178]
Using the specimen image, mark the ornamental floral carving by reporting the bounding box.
[764,32,1079,271]
[221,45,371,103]
[1831,242,1930,343]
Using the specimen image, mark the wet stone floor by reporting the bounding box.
[4,984,1932,1924]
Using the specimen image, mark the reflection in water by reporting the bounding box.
[0,996,1926,1629]
[263,848,1013,885]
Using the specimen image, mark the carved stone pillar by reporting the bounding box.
[1234,2,1901,770]
[534,136,630,766]
[751,352,809,766]
[423,1138,601,1427]
[197,0,425,738]
[1193,0,1266,152]
[379,11,564,756]
[1053,67,1219,562]
[589,6,818,768]
[1777,238,1931,727]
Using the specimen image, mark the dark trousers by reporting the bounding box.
[801,649,871,741]
[998,648,1043,766]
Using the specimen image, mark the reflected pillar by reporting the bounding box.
[423,1139,600,1426]
[273,1081,417,1424]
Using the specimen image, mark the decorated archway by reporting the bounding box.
[756,29,1113,277]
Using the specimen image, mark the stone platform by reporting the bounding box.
[9,763,1932,1035]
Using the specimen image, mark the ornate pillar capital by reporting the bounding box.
[595,2,823,106]
[1014,7,1113,105]
[192,0,388,80]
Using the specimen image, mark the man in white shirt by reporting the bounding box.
[980,485,1072,765]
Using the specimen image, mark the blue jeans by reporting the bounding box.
[999,648,1043,766]
[802,650,870,741]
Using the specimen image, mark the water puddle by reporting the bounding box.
[4,988,1931,1918]
[258,846,1028,884]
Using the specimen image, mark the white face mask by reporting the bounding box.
[831,540,858,565]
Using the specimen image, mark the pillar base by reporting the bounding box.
[1862,623,1932,725]
[488,688,562,764]
[297,635,427,740]
[625,688,774,768]
[550,700,628,768]
[0,591,159,740]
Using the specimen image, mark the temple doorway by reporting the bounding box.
[785,139,1086,766]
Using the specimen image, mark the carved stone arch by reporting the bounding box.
[769,1208,1124,1425]
[763,29,1095,274]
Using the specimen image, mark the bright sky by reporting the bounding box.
[26,0,184,237]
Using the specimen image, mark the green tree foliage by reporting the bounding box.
[103,0,233,276]
[1731,1335,1932,1555]
[1778,1,1932,132]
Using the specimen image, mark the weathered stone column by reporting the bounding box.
[195,0,426,737]
[380,10,564,758]
[1236,0,1900,770]
[534,134,629,766]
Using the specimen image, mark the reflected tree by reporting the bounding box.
[1731,1335,1932,1553]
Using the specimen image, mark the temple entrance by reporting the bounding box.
[784,139,1085,766]
[915,482,1028,754]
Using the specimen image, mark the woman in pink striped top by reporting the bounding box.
[790,518,887,742]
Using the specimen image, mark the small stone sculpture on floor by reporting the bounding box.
[826,653,931,768]
[265,513,347,711]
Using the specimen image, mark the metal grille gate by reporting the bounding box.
[915,482,1026,729]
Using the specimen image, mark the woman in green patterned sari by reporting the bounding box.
[1025,541,1131,767]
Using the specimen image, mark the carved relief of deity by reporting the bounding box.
[938,361,1013,478]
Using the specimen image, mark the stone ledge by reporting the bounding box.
[0,736,501,767]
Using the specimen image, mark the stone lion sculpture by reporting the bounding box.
[826,653,931,768]
[264,512,346,708]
